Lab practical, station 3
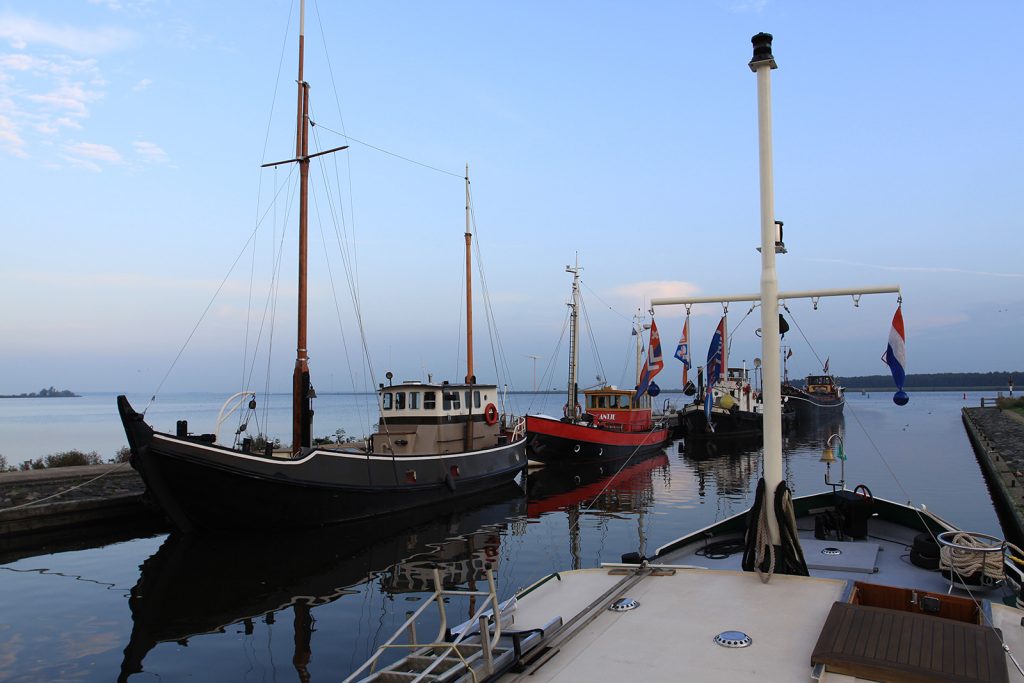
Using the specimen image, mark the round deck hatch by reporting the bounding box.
[821,547,842,556]
[608,598,639,612]
[714,630,752,648]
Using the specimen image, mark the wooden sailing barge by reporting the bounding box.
[118,0,526,532]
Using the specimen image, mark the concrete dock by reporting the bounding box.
[0,464,163,559]
[962,406,1024,546]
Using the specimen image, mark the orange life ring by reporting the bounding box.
[484,403,499,425]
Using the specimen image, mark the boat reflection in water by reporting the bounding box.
[682,413,845,505]
[118,483,526,682]
[526,451,670,569]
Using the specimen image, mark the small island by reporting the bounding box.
[0,386,80,398]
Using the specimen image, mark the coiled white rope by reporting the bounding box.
[939,531,1006,580]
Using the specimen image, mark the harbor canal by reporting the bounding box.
[0,391,1005,681]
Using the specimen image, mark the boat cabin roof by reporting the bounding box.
[806,375,836,386]
[583,386,639,411]
[378,381,497,419]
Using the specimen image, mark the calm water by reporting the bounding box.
[0,391,1002,681]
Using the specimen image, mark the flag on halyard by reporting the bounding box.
[786,348,793,360]
[674,316,691,386]
[706,316,726,388]
[823,357,830,375]
[636,320,664,398]
[704,316,727,424]
[883,305,909,405]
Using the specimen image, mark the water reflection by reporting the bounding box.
[118,483,526,682]
[786,412,847,452]
[526,452,670,568]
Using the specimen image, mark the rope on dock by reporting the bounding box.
[1,461,133,512]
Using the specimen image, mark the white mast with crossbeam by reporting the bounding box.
[652,34,900,549]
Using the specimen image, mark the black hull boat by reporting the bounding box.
[783,373,845,421]
[119,396,525,533]
[678,402,762,441]
[118,4,528,533]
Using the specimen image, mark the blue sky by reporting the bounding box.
[0,1,1021,395]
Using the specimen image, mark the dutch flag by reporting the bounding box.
[883,305,909,406]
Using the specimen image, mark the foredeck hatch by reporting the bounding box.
[811,601,1009,683]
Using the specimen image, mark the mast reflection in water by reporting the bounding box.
[118,484,526,682]
[527,452,670,569]
[0,393,1004,681]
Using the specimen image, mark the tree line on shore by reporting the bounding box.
[0,386,79,398]
[836,371,1018,390]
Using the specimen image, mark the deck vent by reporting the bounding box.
[714,630,752,648]
[821,547,842,556]
[608,598,639,612]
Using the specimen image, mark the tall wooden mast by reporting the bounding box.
[292,0,312,453]
[257,0,346,453]
[464,165,475,450]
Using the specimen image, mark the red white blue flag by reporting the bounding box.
[883,305,909,405]
[636,320,664,398]
[674,316,691,386]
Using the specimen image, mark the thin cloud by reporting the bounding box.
[0,53,105,160]
[0,112,27,157]
[728,0,768,14]
[613,280,701,304]
[62,141,124,171]
[811,258,1024,279]
[133,139,167,163]
[0,14,136,55]
[132,77,152,92]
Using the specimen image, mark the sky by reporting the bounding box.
[0,1,1021,396]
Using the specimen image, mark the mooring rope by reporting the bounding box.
[1,461,132,512]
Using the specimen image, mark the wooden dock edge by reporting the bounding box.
[962,408,1024,547]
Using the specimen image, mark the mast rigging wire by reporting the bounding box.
[311,121,463,180]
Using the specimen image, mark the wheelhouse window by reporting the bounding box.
[409,392,420,409]
[618,395,630,409]
[465,390,481,409]
[443,391,461,410]
[597,395,607,409]
[395,392,406,410]
[382,392,393,410]
[424,392,436,410]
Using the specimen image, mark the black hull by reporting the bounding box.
[118,396,526,532]
[680,405,763,441]
[528,432,668,463]
[788,395,845,422]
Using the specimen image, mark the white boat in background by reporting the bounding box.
[347,33,1024,683]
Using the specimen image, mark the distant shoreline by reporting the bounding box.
[0,389,80,399]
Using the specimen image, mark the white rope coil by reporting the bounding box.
[938,532,1005,580]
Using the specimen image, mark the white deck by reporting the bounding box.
[501,517,1024,682]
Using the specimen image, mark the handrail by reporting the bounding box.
[345,568,505,682]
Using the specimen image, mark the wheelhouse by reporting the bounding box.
[372,381,505,456]
[582,386,654,432]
